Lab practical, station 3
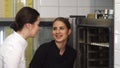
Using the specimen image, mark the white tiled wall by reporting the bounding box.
[78,7,95,16]
[115,34,120,50]
[34,0,113,18]
[39,7,58,18]
[59,7,77,17]
[114,50,120,67]
[115,0,120,4]
[95,0,113,7]
[115,1,120,68]
[78,0,95,6]
[59,0,77,7]
[39,0,59,6]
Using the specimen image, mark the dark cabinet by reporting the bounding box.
[69,18,114,68]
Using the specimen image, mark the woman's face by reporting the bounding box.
[52,20,71,43]
[30,16,40,37]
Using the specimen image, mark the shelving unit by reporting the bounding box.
[74,19,114,68]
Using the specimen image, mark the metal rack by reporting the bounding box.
[70,18,114,68]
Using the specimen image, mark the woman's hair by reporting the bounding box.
[10,7,40,31]
[53,17,71,29]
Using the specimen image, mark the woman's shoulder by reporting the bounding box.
[34,40,55,54]
[67,46,77,54]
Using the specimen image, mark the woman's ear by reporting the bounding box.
[68,29,71,35]
[24,23,32,30]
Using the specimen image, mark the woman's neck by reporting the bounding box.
[55,40,67,55]
[17,30,29,40]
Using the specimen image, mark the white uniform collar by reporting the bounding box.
[13,32,28,50]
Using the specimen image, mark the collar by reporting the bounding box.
[13,32,28,50]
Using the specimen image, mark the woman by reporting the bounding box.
[0,7,40,68]
[30,17,77,68]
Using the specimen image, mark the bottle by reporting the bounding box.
[108,9,114,19]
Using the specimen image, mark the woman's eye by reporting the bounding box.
[53,27,57,30]
[38,24,40,26]
[38,23,41,26]
[60,27,64,30]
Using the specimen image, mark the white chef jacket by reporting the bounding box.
[0,32,27,68]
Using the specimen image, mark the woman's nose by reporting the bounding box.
[56,29,60,33]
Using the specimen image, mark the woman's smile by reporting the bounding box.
[55,34,63,39]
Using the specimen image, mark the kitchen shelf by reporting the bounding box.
[74,19,114,68]
[90,43,109,47]
[78,41,109,47]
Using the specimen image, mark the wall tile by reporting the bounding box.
[115,4,120,34]
[59,0,77,6]
[114,65,120,68]
[33,0,40,10]
[77,7,95,16]
[114,50,120,66]
[95,0,113,7]
[94,6,114,10]
[78,0,95,6]
[115,0,120,4]
[39,7,58,18]
[59,7,77,17]
[115,34,120,50]
[39,0,58,6]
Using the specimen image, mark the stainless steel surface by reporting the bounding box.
[69,17,114,68]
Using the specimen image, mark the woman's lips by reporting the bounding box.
[55,34,62,38]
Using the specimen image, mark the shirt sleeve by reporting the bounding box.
[29,43,49,68]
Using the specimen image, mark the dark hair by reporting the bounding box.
[10,7,40,31]
[53,17,71,29]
